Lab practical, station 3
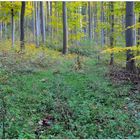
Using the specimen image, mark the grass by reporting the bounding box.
[0,42,140,138]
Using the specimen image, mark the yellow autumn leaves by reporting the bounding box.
[102,46,140,60]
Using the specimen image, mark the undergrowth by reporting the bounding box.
[0,41,140,138]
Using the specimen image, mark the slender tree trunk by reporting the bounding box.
[94,3,97,46]
[88,2,92,41]
[25,16,28,42]
[46,2,50,35]
[50,2,53,40]
[79,6,82,32]
[56,3,59,38]
[81,3,87,37]
[75,10,78,47]
[105,2,110,46]
[101,2,105,47]
[121,15,125,46]
[20,2,26,50]
[18,12,20,38]
[11,9,15,48]
[86,3,88,38]
[136,12,140,56]
[109,2,114,65]
[62,2,68,54]
[0,23,2,40]
[4,23,7,40]
[45,2,47,33]
[137,12,140,53]
[32,2,35,42]
[35,2,40,47]
[38,2,41,37]
[126,2,136,72]
[40,1,46,44]
[1,22,3,40]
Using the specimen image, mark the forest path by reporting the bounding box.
[0,51,139,139]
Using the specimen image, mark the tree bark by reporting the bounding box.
[88,2,92,40]
[20,1,26,50]
[46,2,48,33]
[81,3,87,36]
[137,13,140,50]
[11,9,15,48]
[35,2,40,47]
[100,2,105,47]
[109,2,114,65]
[4,23,7,40]
[0,23,2,40]
[125,2,136,72]
[50,2,53,39]
[40,1,46,44]
[32,2,35,42]
[62,2,68,54]
[94,3,97,46]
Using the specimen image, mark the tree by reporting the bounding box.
[50,2,53,39]
[62,2,68,54]
[125,2,136,72]
[88,2,92,40]
[0,22,3,40]
[32,2,35,42]
[46,1,49,35]
[35,2,40,47]
[93,3,97,46]
[20,1,26,50]
[100,2,105,47]
[109,2,114,65]
[11,8,15,48]
[137,13,140,48]
[0,2,21,47]
[40,1,46,44]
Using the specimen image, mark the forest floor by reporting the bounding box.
[0,43,140,138]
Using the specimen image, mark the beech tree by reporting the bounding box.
[125,2,136,72]
[137,13,140,47]
[20,1,25,50]
[109,2,114,65]
[100,2,105,47]
[35,2,40,47]
[62,2,68,54]
[40,1,46,44]
[93,3,97,45]
[88,2,92,40]
[11,8,15,48]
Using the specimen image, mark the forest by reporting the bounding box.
[0,1,140,139]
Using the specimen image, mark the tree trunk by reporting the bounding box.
[62,2,68,54]
[109,2,114,65]
[46,2,50,35]
[0,23,2,40]
[32,2,35,42]
[88,2,92,40]
[81,3,87,36]
[40,1,46,44]
[35,2,40,47]
[20,1,26,50]
[100,2,105,47]
[106,3,110,46]
[11,9,15,48]
[94,3,97,46]
[50,2,53,40]
[4,23,7,40]
[125,2,136,72]
[137,12,140,55]
[56,2,59,38]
